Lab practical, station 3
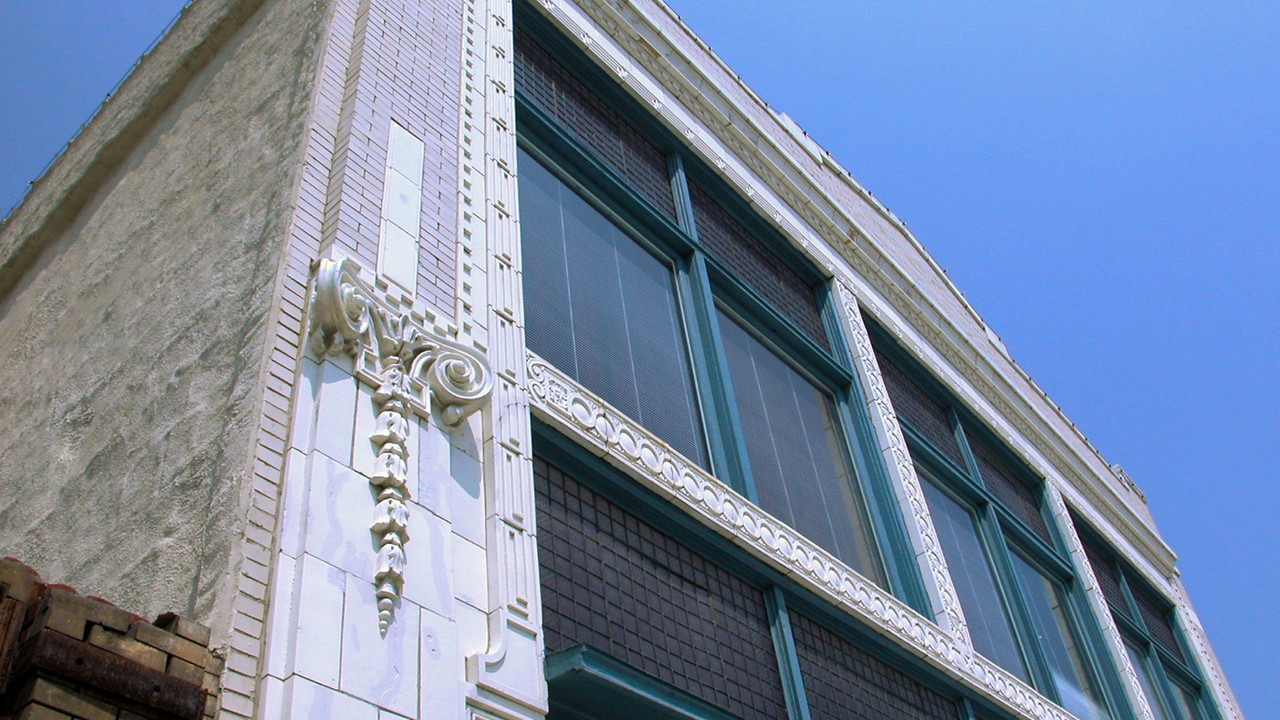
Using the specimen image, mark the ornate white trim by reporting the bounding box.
[527,351,1086,720]
[529,0,1175,579]
[309,256,494,631]
[1045,483,1158,720]
[1169,579,1244,720]
[835,280,970,646]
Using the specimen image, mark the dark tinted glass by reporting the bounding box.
[519,149,707,467]
[514,30,676,220]
[1132,581,1185,663]
[1010,553,1109,720]
[873,343,966,468]
[718,309,884,584]
[918,471,1027,680]
[691,182,829,350]
[534,456,788,720]
[971,436,1050,543]
[1078,528,1130,617]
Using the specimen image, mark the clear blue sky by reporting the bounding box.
[2,1,1274,717]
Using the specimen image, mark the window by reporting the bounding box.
[870,328,1119,720]
[1078,522,1216,720]
[513,11,926,607]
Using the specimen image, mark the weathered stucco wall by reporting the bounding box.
[0,0,332,643]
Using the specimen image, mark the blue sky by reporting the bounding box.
[2,1,1274,718]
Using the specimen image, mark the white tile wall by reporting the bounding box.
[340,574,421,718]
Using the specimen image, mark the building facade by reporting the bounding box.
[0,0,1243,719]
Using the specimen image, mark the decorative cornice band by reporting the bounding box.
[526,350,1081,720]
[309,256,495,631]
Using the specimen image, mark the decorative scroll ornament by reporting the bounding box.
[309,257,494,633]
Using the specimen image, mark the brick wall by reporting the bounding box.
[0,559,220,720]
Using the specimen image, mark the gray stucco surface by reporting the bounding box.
[0,0,331,643]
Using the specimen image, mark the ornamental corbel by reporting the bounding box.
[309,257,495,632]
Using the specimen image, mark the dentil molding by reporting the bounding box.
[309,256,494,632]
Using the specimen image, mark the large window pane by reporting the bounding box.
[717,310,885,585]
[519,148,707,467]
[919,473,1028,680]
[1009,553,1109,720]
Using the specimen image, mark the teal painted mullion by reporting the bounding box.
[668,155,736,482]
[1145,644,1193,720]
[983,511,1058,701]
[951,414,988,498]
[1052,521,1139,720]
[832,393,931,615]
[817,276,930,613]
[1062,580,1140,720]
[765,588,814,720]
[689,253,757,500]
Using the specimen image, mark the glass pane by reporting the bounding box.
[519,148,707,467]
[1126,643,1172,720]
[918,473,1028,680]
[1009,553,1109,720]
[1170,681,1204,720]
[717,310,885,585]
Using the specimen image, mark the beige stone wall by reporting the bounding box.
[0,0,332,645]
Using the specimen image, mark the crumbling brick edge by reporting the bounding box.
[0,558,223,720]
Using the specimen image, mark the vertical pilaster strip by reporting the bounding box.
[1043,483,1157,720]
[458,0,546,712]
[1169,577,1243,720]
[834,280,972,651]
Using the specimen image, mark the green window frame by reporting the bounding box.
[512,1,930,614]
[868,325,1130,720]
[1077,522,1220,720]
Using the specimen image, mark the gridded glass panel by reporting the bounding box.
[970,437,1051,543]
[690,182,829,350]
[718,310,885,585]
[519,149,707,467]
[918,471,1028,680]
[790,609,962,720]
[1077,527,1130,617]
[1009,553,1109,720]
[872,344,966,468]
[1131,581,1186,664]
[1126,643,1173,720]
[534,456,788,720]
[514,30,677,220]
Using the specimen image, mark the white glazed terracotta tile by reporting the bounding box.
[315,360,359,465]
[293,554,346,688]
[340,573,421,718]
[420,608,461,720]
[401,501,453,617]
[448,444,485,546]
[263,552,299,679]
[278,448,309,559]
[451,536,487,612]
[305,453,376,581]
[286,674,378,720]
[290,356,321,452]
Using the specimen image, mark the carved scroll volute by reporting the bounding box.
[309,256,495,633]
[407,339,494,426]
[309,258,371,356]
